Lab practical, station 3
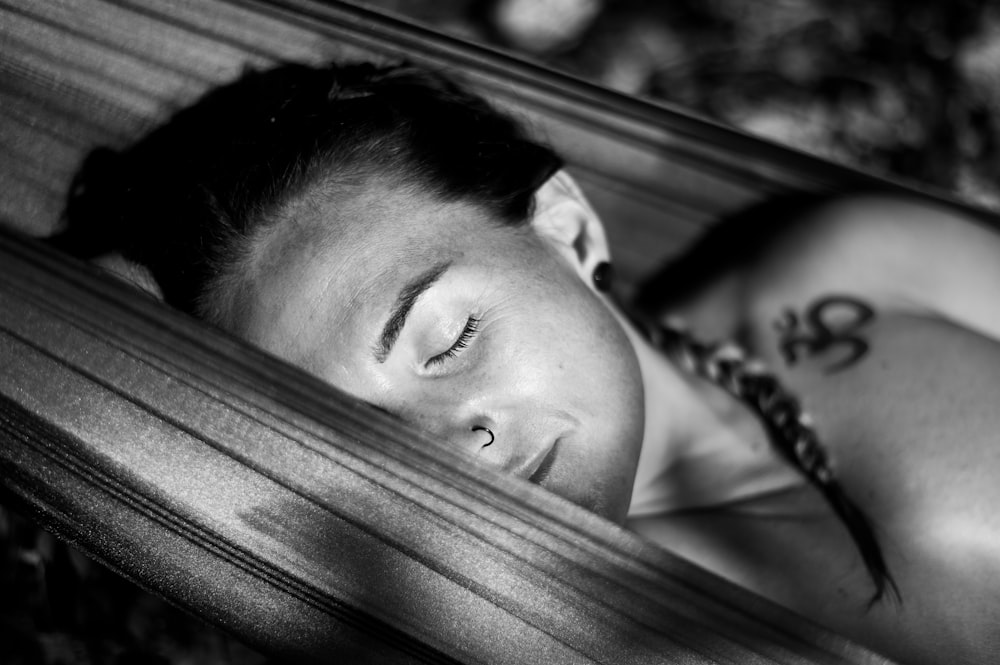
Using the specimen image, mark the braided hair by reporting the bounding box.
[643,319,900,604]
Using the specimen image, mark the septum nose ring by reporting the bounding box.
[472,426,494,448]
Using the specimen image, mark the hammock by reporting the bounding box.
[0,1,935,662]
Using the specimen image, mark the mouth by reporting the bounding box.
[525,440,559,485]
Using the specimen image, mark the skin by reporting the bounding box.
[228,171,1000,662]
[649,195,1000,664]
[239,174,648,523]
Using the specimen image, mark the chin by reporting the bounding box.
[578,476,631,525]
[599,497,631,525]
[587,500,630,526]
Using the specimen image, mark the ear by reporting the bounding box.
[530,170,611,283]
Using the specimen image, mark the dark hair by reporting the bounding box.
[59,59,895,604]
[56,61,562,326]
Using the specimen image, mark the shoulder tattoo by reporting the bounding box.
[772,295,875,373]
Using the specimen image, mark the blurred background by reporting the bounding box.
[4,1,1000,663]
[369,0,1000,209]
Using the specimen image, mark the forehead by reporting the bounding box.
[240,183,513,366]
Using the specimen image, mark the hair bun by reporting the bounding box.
[54,147,131,259]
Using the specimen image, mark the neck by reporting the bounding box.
[618,314,804,516]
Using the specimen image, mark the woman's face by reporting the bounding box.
[241,181,646,522]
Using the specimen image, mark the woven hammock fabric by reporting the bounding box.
[0,1,900,663]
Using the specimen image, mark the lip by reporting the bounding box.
[516,439,558,485]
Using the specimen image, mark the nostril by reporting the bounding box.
[471,425,494,449]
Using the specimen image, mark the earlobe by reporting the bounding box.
[531,170,611,281]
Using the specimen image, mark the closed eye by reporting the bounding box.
[426,316,480,367]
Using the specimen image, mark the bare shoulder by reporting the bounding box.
[780,314,1000,662]
[731,196,1000,660]
[688,312,1000,663]
[736,195,1000,556]
[645,196,1000,660]
[651,193,1000,344]
[743,194,1000,340]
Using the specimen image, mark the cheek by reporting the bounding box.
[560,296,646,491]
[523,285,645,438]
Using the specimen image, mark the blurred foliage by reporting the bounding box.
[366,0,1000,208]
[5,2,1000,663]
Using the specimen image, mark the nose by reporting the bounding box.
[447,418,503,460]
[388,389,555,479]
[401,407,501,456]
[402,406,540,475]
[447,417,553,482]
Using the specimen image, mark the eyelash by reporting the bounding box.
[426,316,480,367]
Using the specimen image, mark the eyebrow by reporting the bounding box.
[373,260,452,363]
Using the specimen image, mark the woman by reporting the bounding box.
[57,61,1000,664]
